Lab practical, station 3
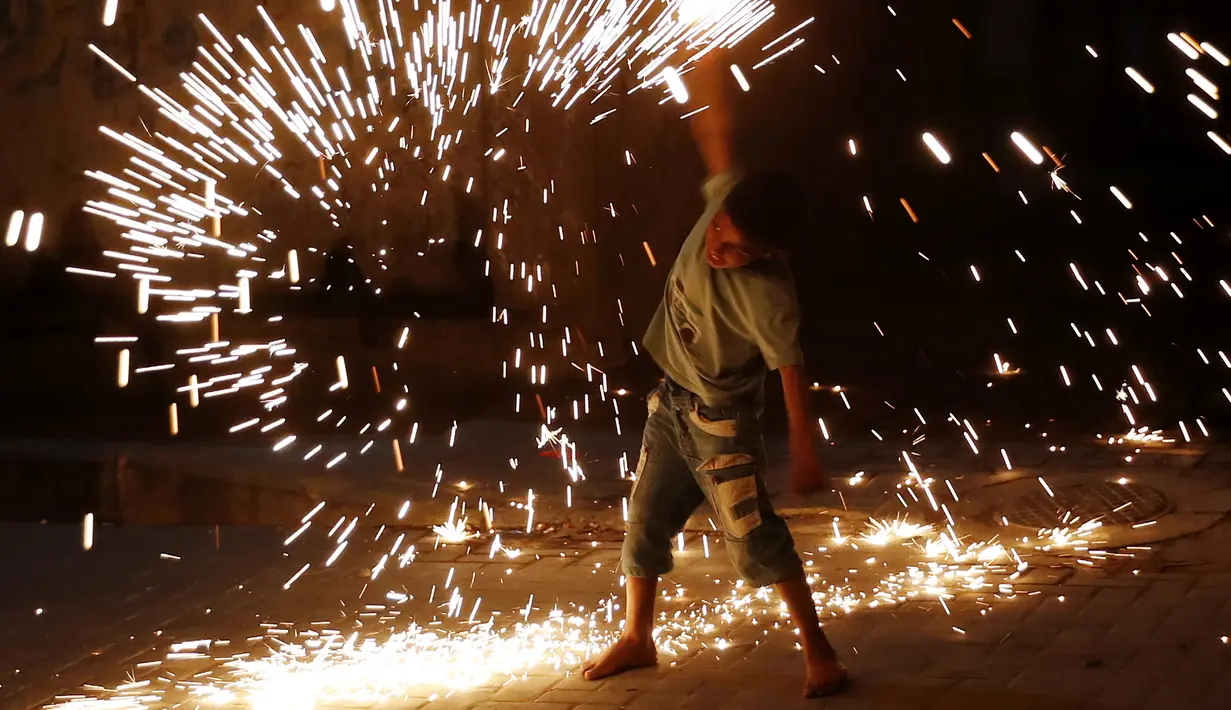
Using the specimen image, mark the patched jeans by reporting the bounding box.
[622,377,802,587]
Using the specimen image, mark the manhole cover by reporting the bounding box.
[998,481,1171,528]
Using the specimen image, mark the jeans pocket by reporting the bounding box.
[699,453,763,539]
[717,475,763,538]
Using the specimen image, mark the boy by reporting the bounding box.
[582,50,849,698]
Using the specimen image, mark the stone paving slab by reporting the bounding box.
[3,504,1230,710]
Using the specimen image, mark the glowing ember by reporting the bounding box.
[432,518,478,544]
[860,517,935,546]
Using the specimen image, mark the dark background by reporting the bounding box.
[1,0,1229,450]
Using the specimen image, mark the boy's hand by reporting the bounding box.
[780,365,827,496]
[789,437,829,496]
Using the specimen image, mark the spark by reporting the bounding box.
[102,0,119,27]
[82,513,95,550]
[87,44,137,82]
[22,212,44,252]
[283,563,310,590]
[1125,67,1155,93]
[1202,42,1230,66]
[1110,186,1133,209]
[1168,33,1200,60]
[922,132,951,164]
[1188,94,1219,119]
[1187,69,1220,100]
[433,518,478,544]
[860,517,933,545]
[1010,132,1044,164]
[4,211,24,247]
[730,65,750,92]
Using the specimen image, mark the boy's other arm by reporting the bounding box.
[779,364,828,495]
[685,49,734,179]
[744,276,823,494]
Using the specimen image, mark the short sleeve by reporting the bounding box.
[702,170,743,206]
[745,274,805,371]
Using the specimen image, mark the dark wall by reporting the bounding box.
[1,1,1229,437]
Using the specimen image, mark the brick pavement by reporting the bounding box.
[3,501,1230,710]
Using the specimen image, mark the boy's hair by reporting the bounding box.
[721,169,808,253]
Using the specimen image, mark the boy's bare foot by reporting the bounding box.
[802,658,849,698]
[582,635,658,680]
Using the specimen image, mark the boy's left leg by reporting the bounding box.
[775,568,848,697]
[683,401,847,697]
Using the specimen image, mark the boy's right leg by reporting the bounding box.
[582,576,658,680]
[584,388,704,681]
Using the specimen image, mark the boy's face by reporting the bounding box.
[704,210,778,269]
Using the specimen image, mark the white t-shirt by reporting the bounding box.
[643,171,804,406]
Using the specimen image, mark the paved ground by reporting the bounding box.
[3,435,1231,710]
